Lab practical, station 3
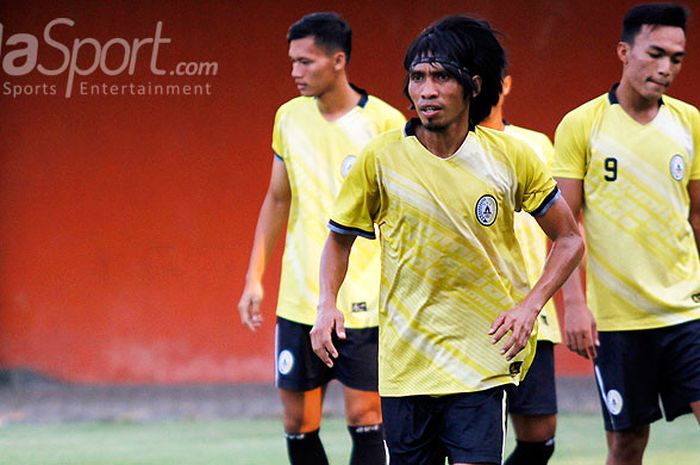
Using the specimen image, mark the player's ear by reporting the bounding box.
[333,51,346,71]
[502,75,512,97]
[471,75,482,98]
[617,41,630,65]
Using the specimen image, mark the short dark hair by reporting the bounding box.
[403,15,506,126]
[287,12,352,63]
[621,3,689,44]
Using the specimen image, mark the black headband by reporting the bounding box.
[409,55,471,78]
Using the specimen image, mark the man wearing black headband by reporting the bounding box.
[312,15,583,465]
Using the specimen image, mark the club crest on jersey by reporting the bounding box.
[475,195,498,226]
[278,349,294,375]
[509,361,523,376]
[670,154,685,181]
[352,302,368,312]
[692,293,700,303]
[341,155,357,178]
[605,389,623,415]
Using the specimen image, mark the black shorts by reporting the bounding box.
[274,316,378,392]
[508,341,558,416]
[594,318,700,431]
[381,387,508,465]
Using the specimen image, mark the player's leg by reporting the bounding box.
[336,325,385,465]
[279,386,325,432]
[343,387,384,465]
[505,341,558,465]
[506,414,556,465]
[594,329,661,465]
[509,414,556,441]
[276,317,334,465]
[443,386,509,465]
[605,426,649,465]
[279,387,329,465]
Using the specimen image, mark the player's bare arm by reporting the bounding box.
[490,194,584,360]
[555,177,599,359]
[689,180,700,254]
[310,231,356,368]
[238,158,292,331]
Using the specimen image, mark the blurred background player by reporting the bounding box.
[311,15,583,465]
[482,75,561,465]
[553,3,700,465]
[237,12,405,465]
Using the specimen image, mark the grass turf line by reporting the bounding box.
[0,413,696,464]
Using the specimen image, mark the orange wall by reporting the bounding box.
[0,0,698,383]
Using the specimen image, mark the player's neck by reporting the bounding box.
[415,118,470,159]
[315,77,361,122]
[481,106,506,131]
[615,80,661,125]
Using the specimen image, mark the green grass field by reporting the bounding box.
[0,413,696,465]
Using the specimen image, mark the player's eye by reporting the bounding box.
[410,73,424,82]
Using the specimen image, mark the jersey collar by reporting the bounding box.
[608,82,664,106]
[403,118,476,137]
[350,83,369,108]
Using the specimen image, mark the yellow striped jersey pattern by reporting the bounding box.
[272,92,405,328]
[331,122,559,396]
[553,90,700,331]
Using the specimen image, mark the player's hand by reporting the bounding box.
[489,302,538,361]
[310,303,346,368]
[238,280,264,332]
[565,301,599,359]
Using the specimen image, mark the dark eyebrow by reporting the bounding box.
[649,45,686,57]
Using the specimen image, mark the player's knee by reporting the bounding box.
[608,446,644,464]
[608,429,647,463]
[282,412,303,433]
[608,441,645,463]
[345,397,382,426]
[510,413,557,442]
[283,411,321,433]
[504,437,555,465]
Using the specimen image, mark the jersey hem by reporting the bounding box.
[378,379,518,397]
[596,313,700,332]
[276,310,379,329]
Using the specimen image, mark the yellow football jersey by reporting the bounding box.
[272,91,406,328]
[330,121,559,396]
[505,124,562,343]
[553,87,700,331]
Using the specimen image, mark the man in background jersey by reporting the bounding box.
[553,4,700,464]
[311,15,583,465]
[482,75,561,465]
[237,12,405,465]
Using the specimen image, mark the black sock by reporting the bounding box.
[504,437,555,465]
[348,424,386,465]
[285,429,329,465]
